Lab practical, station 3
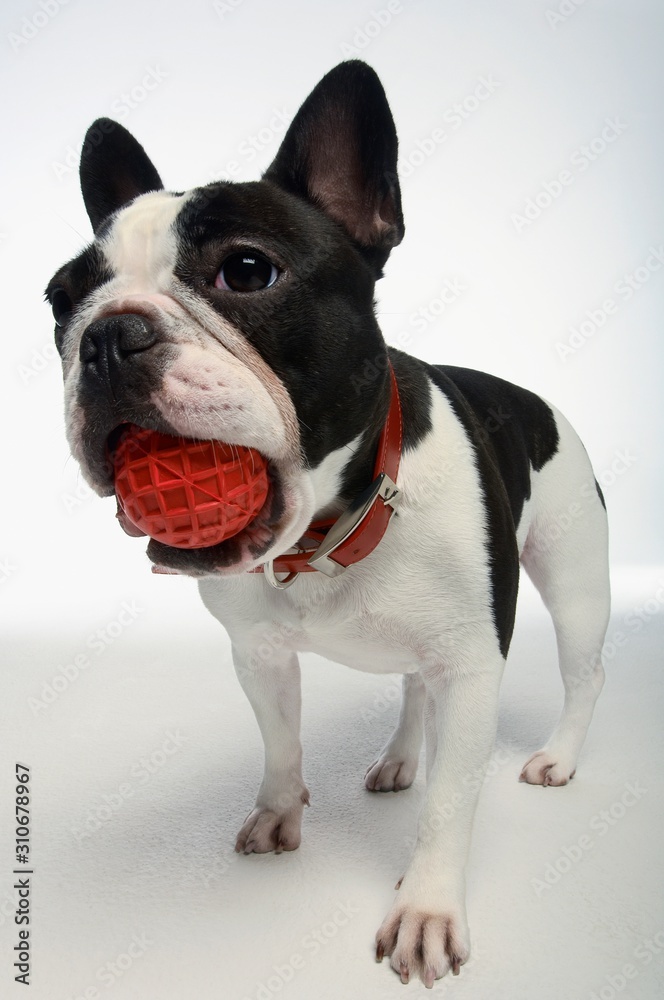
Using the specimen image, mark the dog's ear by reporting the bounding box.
[79,119,163,233]
[264,61,404,272]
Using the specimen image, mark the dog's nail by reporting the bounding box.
[400,961,410,984]
[423,966,435,988]
[451,955,461,975]
[395,877,403,890]
[375,943,384,962]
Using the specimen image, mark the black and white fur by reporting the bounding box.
[46,62,610,987]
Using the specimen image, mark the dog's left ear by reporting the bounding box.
[264,61,404,272]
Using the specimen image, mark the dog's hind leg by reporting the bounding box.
[365,673,426,791]
[519,411,610,786]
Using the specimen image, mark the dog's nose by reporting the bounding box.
[80,313,158,362]
[79,314,159,398]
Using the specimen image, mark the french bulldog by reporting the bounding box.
[46,60,610,987]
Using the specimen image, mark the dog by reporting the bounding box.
[46,60,610,987]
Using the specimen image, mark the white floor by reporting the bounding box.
[1,565,663,1000]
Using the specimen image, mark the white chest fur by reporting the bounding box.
[198,381,498,674]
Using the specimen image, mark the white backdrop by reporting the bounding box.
[1,2,663,999]
[1,0,662,613]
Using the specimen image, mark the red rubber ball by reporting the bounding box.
[112,425,270,549]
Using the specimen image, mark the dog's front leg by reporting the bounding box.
[376,657,504,987]
[233,645,309,854]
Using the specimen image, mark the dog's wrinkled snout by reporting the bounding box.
[79,313,159,397]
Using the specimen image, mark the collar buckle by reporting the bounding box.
[305,472,400,579]
[263,472,400,589]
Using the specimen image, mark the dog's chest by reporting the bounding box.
[201,568,436,674]
[277,572,433,673]
[198,400,496,676]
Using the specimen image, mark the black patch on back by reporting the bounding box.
[420,366,559,658]
[437,366,559,529]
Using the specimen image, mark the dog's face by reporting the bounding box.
[46,61,404,576]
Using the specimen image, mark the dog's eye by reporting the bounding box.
[214,252,278,292]
[51,287,73,327]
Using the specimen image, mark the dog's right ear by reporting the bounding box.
[79,118,163,233]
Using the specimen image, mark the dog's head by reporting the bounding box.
[46,61,404,576]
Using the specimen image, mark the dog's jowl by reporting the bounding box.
[46,61,610,986]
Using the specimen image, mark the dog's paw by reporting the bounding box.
[365,754,418,792]
[519,749,576,786]
[375,903,470,987]
[235,789,309,854]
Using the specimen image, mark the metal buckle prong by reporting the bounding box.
[307,473,400,578]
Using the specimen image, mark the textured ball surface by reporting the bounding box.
[112,425,270,549]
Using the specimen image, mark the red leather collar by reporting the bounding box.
[255,363,402,589]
